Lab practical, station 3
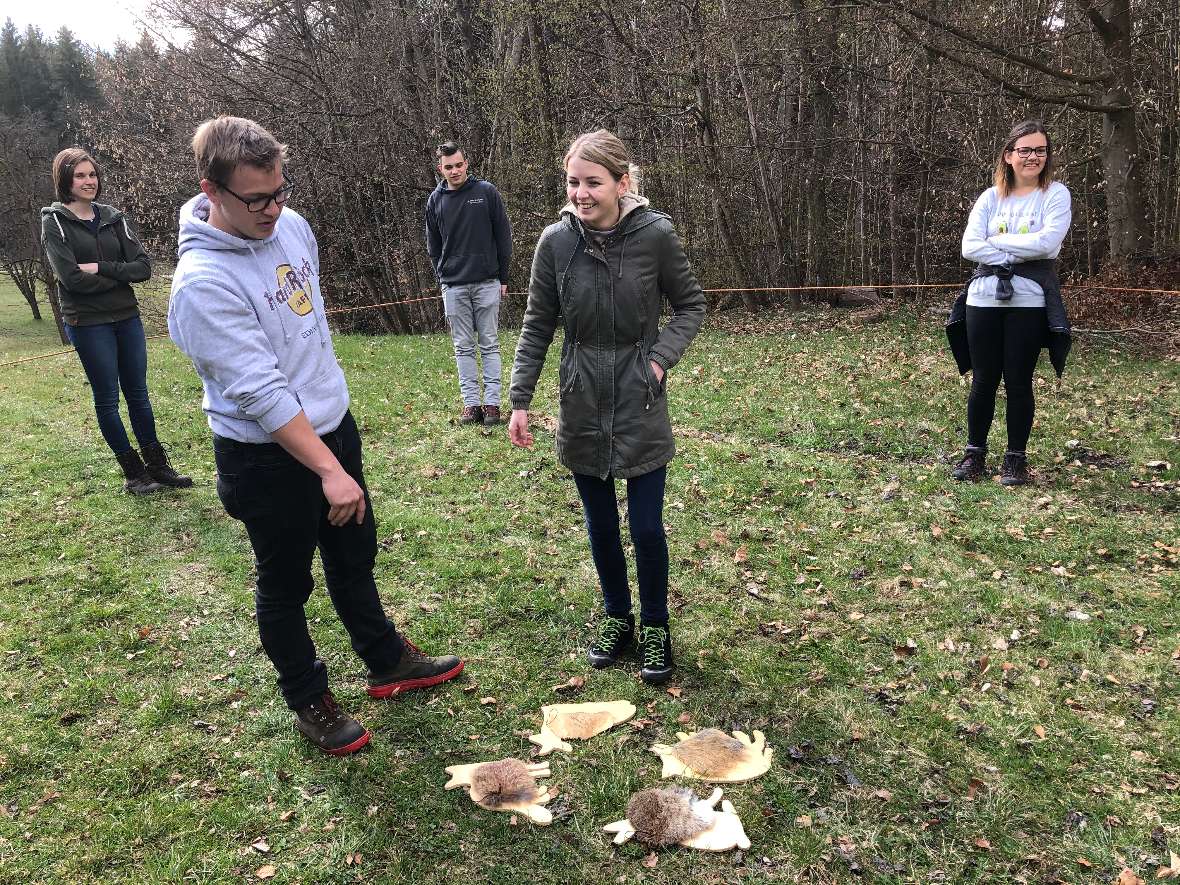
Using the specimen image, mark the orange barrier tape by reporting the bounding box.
[4,284,1178,369]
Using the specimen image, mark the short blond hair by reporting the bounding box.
[191,116,287,184]
[563,129,641,194]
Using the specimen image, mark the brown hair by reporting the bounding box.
[563,129,641,194]
[435,140,464,162]
[191,116,287,185]
[51,148,101,202]
[993,120,1054,198]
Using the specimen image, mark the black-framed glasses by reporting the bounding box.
[217,171,296,212]
[1010,147,1048,158]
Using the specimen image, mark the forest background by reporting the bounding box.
[0,0,1178,337]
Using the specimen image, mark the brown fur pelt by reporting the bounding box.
[469,759,539,807]
[670,729,747,778]
[551,710,614,739]
[626,788,712,846]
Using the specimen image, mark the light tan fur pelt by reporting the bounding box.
[670,729,747,778]
[626,788,712,846]
[551,710,614,739]
[469,759,539,807]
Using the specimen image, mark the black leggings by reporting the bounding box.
[965,306,1047,453]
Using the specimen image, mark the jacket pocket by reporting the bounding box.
[559,339,582,400]
[634,341,665,410]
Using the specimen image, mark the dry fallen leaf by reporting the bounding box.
[1033,724,1047,739]
[553,676,585,694]
[666,686,683,698]
[642,852,659,868]
[1114,869,1144,885]
[872,788,893,801]
[256,865,276,880]
[974,838,992,850]
[677,712,692,724]
[250,838,270,854]
[479,696,497,705]
[734,545,748,564]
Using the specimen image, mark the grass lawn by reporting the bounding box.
[0,277,1177,884]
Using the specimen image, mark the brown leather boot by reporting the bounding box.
[459,405,483,425]
[115,449,164,495]
[481,405,502,426]
[141,441,193,488]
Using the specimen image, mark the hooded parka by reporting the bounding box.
[510,195,706,479]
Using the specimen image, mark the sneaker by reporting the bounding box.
[1000,451,1031,486]
[638,623,674,685]
[366,639,465,698]
[459,405,483,425]
[587,613,635,669]
[294,690,371,756]
[481,405,502,426]
[951,446,986,482]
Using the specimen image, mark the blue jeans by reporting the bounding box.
[64,315,158,455]
[573,466,669,625]
[213,411,404,710]
[442,280,502,406]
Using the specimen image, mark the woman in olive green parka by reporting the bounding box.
[509,130,705,685]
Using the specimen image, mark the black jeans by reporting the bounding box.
[64,315,158,455]
[573,466,669,625]
[213,411,403,710]
[965,306,1047,453]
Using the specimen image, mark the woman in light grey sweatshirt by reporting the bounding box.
[951,120,1072,486]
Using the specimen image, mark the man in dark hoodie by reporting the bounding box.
[424,141,512,426]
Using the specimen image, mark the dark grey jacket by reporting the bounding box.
[40,202,151,326]
[510,200,706,479]
[946,258,1072,378]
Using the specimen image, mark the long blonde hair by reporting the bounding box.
[563,129,641,194]
[993,120,1054,198]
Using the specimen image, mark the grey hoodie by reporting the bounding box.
[167,194,348,443]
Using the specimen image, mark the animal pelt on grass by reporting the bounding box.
[443,758,555,825]
[626,788,712,846]
[670,729,746,778]
[651,729,774,782]
[469,759,540,807]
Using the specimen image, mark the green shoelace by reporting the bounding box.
[638,625,668,667]
[596,616,631,649]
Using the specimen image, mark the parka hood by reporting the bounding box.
[559,191,652,231]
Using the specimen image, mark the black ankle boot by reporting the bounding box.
[638,622,674,685]
[1000,451,1031,486]
[951,446,987,481]
[115,449,164,495]
[587,613,635,668]
[141,441,193,488]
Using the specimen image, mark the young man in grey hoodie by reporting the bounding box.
[168,116,464,755]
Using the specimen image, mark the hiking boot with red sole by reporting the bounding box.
[294,690,371,756]
[366,639,465,699]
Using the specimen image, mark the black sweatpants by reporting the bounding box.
[965,306,1047,453]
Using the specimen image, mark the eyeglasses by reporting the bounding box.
[216,171,296,212]
[1010,147,1048,158]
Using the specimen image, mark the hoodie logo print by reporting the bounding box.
[263,259,315,315]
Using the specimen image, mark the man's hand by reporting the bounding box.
[650,361,665,384]
[508,409,533,448]
[78,262,99,274]
[322,466,366,526]
[500,283,508,299]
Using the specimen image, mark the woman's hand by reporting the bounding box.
[78,262,99,275]
[650,361,665,384]
[508,409,533,448]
